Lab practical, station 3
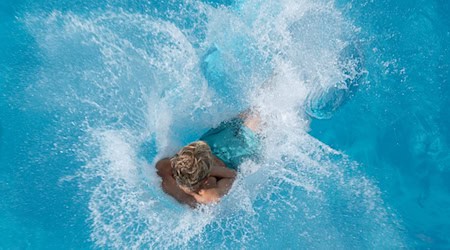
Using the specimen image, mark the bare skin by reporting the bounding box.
[156,111,261,207]
[240,109,261,133]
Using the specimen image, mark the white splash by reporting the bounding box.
[24,0,404,248]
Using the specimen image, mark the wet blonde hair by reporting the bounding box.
[171,141,213,190]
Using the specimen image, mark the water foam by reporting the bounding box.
[23,0,404,248]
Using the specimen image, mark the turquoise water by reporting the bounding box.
[1,0,449,248]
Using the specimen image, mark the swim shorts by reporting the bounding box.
[199,118,261,170]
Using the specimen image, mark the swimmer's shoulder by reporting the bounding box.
[156,158,172,177]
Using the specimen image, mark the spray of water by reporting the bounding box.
[23,0,404,248]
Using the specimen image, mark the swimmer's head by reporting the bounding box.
[171,141,212,191]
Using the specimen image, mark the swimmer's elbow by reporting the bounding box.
[216,178,235,197]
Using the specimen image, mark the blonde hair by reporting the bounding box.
[171,141,213,190]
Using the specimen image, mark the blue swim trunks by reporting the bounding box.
[199,118,261,170]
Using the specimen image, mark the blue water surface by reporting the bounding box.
[1,0,449,248]
[313,0,450,246]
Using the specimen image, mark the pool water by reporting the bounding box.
[1,0,449,248]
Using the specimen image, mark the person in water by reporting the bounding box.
[156,111,261,207]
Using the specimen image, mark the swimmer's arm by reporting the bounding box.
[156,159,197,208]
[210,156,237,179]
[210,165,236,179]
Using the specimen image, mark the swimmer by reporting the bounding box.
[156,110,261,207]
